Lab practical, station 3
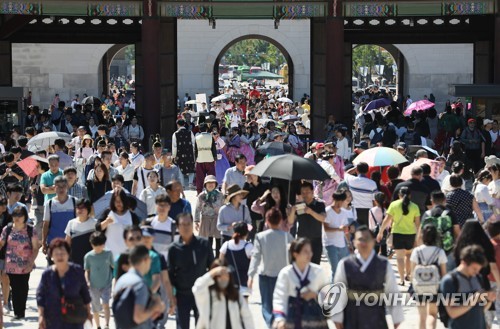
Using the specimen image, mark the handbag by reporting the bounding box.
[56,271,88,324]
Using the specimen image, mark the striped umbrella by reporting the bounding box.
[352,146,408,167]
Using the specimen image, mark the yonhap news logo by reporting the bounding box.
[317,283,348,316]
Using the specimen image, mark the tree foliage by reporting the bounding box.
[352,45,395,83]
[221,39,287,71]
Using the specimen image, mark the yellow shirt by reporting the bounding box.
[387,199,420,235]
[302,104,311,112]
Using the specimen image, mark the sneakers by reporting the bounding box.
[3,305,9,315]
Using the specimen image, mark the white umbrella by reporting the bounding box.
[27,132,72,151]
[277,97,293,104]
[185,100,198,105]
[211,94,228,102]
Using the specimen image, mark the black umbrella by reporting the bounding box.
[257,141,293,157]
[250,154,330,181]
[82,96,102,107]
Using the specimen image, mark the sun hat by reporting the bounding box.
[203,175,218,188]
[225,184,249,203]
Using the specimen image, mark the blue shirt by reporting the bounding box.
[169,198,192,223]
[223,167,246,189]
[217,203,251,237]
[114,268,152,329]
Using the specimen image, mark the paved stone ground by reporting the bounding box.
[5,190,498,329]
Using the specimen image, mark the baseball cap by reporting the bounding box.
[467,118,476,124]
[484,119,494,126]
[316,143,325,149]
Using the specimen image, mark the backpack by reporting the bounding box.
[421,210,454,252]
[371,128,384,144]
[412,247,441,295]
[112,281,145,329]
[403,131,417,146]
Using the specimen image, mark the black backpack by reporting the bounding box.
[371,128,384,144]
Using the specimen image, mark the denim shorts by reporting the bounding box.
[90,286,112,313]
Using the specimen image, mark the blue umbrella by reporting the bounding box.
[363,98,392,111]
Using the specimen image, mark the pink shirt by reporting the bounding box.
[1,226,37,274]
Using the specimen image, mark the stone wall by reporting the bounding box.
[12,43,113,108]
[177,19,310,101]
[395,43,473,111]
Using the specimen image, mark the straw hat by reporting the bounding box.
[225,184,249,203]
[203,175,218,188]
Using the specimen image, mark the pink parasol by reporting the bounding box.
[404,100,435,116]
[401,158,442,180]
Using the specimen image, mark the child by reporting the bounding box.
[369,192,388,256]
[340,189,357,253]
[84,232,114,329]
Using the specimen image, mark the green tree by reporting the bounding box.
[221,39,286,72]
[352,45,395,86]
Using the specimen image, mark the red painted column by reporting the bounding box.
[141,0,161,148]
[325,6,345,125]
[494,15,500,83]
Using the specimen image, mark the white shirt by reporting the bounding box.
[220,240,253,258]
[474,183,495,205]
[105,210,133,258]
[150,216,175,259]
[490,130,499,143]
[64,218,97,238]
[129,152,145,169]
[410,245,447,266]
[441,174,465,195]
[139,185,167,216]
[336,137,350,161]
[436,170,450,185]
[116,163,135,181]
[323,207,349,247]
[333,250,404,325]
[134,167,156,198]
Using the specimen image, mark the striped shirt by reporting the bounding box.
[343,173,378,209]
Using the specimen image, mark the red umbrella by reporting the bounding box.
[17,155,47,178]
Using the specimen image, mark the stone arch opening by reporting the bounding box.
[352,44,404,96]
[100,44,135,95]
[213,35,294,99]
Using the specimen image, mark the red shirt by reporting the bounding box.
[488,238,500,282]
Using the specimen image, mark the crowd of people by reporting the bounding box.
[0,85,499,329]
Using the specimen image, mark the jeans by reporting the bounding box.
[8,273,30,318]
[176,293,198,329]
[259,275,277,328]
[325,245,349,280]
[182,173,195,188]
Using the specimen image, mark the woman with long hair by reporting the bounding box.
[219,222,253,297]
[251,185,291,232]
[473,170,495,222]
[272,238,329,329]
[410,224,447,329]
[377,187,421,285]
[85,163,111,203]
[96,189,140,258]
[287,124,304,156]
[192,259,254,329]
